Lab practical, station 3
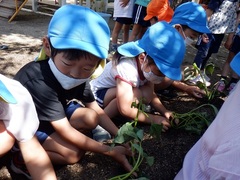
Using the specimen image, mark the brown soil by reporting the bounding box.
[0,7,228,180]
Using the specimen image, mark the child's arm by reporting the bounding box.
[150,93,172,119]
[140,81,172,119]
[86,101,119,137]
[18,136,57,180]
[116,79,170,130]
[50,118,133,172]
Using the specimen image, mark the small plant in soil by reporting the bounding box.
[184,63,221,101]
[170,104,218,135]
[109,99,162,180]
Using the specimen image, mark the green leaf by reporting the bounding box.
[132,143,143,155]
[149,123,162,139]
[204,63,215,75]
[196,81,206,89]
[131,101,137,108]
[136,129,144,141]
[113,122,135,144]
[145,156,154,166]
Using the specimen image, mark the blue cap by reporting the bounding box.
[230,52,240,76]
[48,5,110,59]
[118,21,186,81]
[170,2,210,34]
[0,79,17,104]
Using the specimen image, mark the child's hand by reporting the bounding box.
[109,145,136,175]
[201,34,209,43]
[163,111,173,120]
[152,115,170,132]
[120,0,130,7]
[185,86,206,98]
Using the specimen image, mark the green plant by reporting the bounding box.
[184,63,220,101]
[170,104,218,135]
[109,100,162,180]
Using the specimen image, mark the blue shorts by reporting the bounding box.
[95,88,108,108]
[230,35,240,54]
[132,4,150,27]
[113,17,133,25]
[36,101,82,144]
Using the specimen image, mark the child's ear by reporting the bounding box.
[138,53,147,64]
[173,24,182,33]
[42,37,51,57]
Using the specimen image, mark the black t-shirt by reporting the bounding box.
[14,60,95,123]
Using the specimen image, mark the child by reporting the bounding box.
[175,52,240,179]
[14,5,133,175]
[144,0,174,25]
[154,2,211,98]
[110,0,135,53]
[90,21,186,131]
[216,11,240,93]
[0,74,56,179]
[128,0,151,41]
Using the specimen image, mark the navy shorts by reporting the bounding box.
[209,34,225,53]
[95,88,108,108]
[36,101,82,144]
[230,35,240,54]
[113,17,133,25]
[132,4,150,27]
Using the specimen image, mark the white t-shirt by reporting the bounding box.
[175,81,240,179]
[113,0,135,18]
[90,57,146,93]
[0,75,39,142]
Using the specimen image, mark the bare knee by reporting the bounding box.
[64,150,85,164]
[70,108,99,130]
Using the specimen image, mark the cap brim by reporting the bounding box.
[144,14,153,21]
[230,52,240,76]
[170,18,211,34]
[186,24,211,34]
[118,41,145,57]
[0,80,17,104]
[156,62,182,81]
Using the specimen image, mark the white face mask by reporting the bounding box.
[48,58,90,90]
[181,27,194,46]
[141,55,164,84]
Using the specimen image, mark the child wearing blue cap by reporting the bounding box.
[175,52,240,179]
[13,4,133,176]
[90,21,186,131]
[0,74,56,179]
[154,2,211,98]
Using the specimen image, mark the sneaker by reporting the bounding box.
[216,80,225,92]
[227,82,237,93]
[189,74,211,87]
[202,73,210,82]
[92,125,111,142]
[11,152,31,179]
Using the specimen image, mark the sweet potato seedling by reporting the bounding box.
[184,63,221,101]
[109,99,162,180]
[170,104,218,135]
